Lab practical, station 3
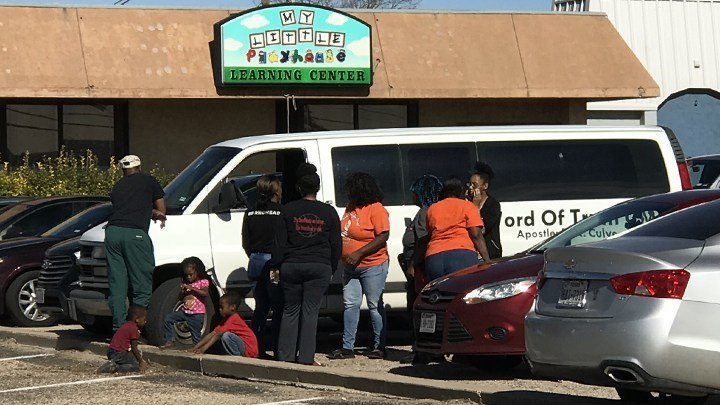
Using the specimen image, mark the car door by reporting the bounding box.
[207,140,320,299]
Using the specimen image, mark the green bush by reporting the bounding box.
[0,149,175,197]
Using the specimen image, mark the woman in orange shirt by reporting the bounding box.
[328,173,390,360]
[425,178,491,281]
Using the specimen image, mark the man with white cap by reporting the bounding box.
[105,155,166,331]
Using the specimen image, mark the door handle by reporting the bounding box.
[325,200,334,205]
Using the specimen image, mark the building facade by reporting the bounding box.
[554,0,720,157]
[0,5,657,172]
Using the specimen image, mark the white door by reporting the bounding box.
[207,141,321,300]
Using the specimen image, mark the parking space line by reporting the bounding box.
[0,354,54,362]
[254,398,324,405]
[0,375,143,393]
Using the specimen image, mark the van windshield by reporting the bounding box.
[164,146,240,215]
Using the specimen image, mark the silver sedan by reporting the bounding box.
[525,199,720,403]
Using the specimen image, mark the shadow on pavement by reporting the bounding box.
[482,390,617,405]
[388,361,535,382]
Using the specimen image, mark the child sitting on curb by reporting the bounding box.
[189,292,258,358]
[160,257,210,349]
[98,305,149,373]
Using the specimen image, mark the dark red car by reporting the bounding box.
[413,190,720,368]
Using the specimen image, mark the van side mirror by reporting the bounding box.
[214,180,247,213]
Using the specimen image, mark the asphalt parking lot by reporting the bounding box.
[0,340,460,405]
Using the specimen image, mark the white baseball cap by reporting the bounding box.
[119,155,141,169]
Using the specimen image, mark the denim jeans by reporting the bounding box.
[248,252,271,282]
[425,249,478,281]
[106,349,139,372]
[220,332,247,356]
[249,252,284,354]
[163,310,204,344]
[342,260,389,350]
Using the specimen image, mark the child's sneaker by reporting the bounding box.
[97,360,118,374]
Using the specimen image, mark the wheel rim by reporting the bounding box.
[171,302,207,345]
[18,278,50,322]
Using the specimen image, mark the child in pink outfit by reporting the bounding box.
[160,257,210,348]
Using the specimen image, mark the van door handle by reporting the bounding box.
[325,200,334,205]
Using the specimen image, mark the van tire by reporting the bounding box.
[145,277,217,346]
[5,270,58,327]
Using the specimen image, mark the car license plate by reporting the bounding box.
[419,312,436,333]
[557,280,588,308]
[35,287,45,304]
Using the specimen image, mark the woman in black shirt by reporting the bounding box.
[468,161,503,259]
[270,163,341,365]
[243,175,284,358]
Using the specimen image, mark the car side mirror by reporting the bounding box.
[214,180,247,213]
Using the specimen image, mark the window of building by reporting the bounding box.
[286,101,417,133]
[6,105,58,166]
[1,102,127,168]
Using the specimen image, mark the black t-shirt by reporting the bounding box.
[242,201,284,255]
[481,195,503,259]
[268,199,341,271]
[107,172,164,233]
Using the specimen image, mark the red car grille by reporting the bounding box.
[414,311,473,349]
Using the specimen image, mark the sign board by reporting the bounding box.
[220,4,372,86]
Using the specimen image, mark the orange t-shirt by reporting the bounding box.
[426,197,484,257]
[341,202,390,268]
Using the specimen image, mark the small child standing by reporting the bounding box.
[190,292,258,358]
[98,305,148,373]
[161,257,210,348]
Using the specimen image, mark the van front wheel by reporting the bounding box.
[145,277,217,346]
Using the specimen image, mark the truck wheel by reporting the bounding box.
[5,270,58,327]
[145,277,217,346]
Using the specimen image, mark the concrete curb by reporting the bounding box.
[0,327,483,403]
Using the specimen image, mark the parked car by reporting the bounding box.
[687,154,720,189]
[0,201,110,327]
[0,196,29,211]
[36,203,113,323]
[414,190,720,369]
[525,198,720,402]
[0,196,108,241]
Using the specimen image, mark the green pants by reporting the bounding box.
[105,225,155,330]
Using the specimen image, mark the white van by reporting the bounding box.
[68,125,689,344]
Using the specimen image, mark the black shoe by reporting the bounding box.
[97,360,118,373]
[364,348,384,359]
[327,348,355,359]
[400,352,415,364]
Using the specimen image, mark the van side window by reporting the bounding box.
[400,143,476,205]
[194,148,305,214]
[331,145,403,207]
[478,140,670,202]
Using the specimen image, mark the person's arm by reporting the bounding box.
[184,279,210,297]
[191,330,221,354]
[468,226,491,262]
[152,198,167,228]
[267,213,288,271]
[344,205,390,266]
[481,199,501,236]
[329,210,342,273]
[130,340,148,372]
[242,212,251,256]
[345,231,389,266]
